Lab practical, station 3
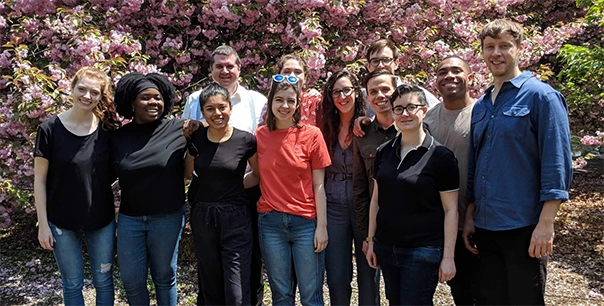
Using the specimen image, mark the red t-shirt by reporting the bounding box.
[255,124,331,219]
[299,89,322,126]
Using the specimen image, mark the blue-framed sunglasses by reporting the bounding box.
[273,74,299,84]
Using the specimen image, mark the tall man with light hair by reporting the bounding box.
[463,19,572,305]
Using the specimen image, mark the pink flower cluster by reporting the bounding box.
[0,0,593,227]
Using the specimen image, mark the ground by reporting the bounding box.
[0,172,603,305]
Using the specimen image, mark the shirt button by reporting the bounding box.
[491,115,494,118]
[482,175,485,180]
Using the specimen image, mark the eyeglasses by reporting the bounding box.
[331,87,355,98]
[273,74,299,84]
[369,57,394,67]
[392,104,425,115]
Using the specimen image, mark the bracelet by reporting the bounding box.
[364,236,374,242]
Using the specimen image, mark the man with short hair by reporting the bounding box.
[183,45,266,306]
[424,56,484,305]
[365,39,440,109]
[182,45,266,133]
[463,19,572,305]
[351,69,403,306]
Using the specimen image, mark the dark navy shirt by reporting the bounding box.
[374,132,459,247]
[467,72,573,231]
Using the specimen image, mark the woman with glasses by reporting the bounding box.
[317,70,379,305]
[365,84,459,305]
[184,83,259,305]
[249,74,331,306]
[34,66,120,306]
[275,53,322,126]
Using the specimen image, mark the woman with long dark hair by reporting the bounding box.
[317,70,379,305]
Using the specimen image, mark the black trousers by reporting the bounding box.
[447,231,485,306]
[192,202,253,306]
[474,225,547,305]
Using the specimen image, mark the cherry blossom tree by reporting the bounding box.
[0,0,591,227]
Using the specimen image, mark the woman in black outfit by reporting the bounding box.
[365,84,459,305]
[184,83,259,305]
[111,72,188,306]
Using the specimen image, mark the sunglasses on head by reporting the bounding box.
[273,74,299,84]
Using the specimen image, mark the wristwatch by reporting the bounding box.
[364,236,374,242]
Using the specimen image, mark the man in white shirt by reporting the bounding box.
[182,45,266,134]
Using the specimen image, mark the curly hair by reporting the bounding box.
[318,70,366,155]
[70,66,120,131]
[266,81,301,132]
[114,72,175,120]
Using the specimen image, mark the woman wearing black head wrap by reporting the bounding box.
[111,72,189,306]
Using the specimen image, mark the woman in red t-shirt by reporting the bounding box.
[252,75,331,306]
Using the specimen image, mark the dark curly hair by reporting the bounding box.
[318,70,366,155]
[114,72,175,120]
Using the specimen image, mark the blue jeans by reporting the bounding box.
[374,241,442,306]
[49,220,115,306]
[325,198,379,305]
[258,210,324,306]
[117,206,185,306]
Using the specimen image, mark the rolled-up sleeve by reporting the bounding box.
[536,91,572,202]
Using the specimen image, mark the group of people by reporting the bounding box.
[34,18,572,306]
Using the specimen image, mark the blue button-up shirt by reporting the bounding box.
[467,71,572,231]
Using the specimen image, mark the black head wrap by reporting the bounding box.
[114,72,175,119]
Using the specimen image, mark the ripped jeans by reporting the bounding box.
[49,220,115,306]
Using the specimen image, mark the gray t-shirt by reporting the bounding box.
[424,102,474,229]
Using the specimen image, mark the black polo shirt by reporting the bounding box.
[373,131,459,247]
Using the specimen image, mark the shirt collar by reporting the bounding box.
[391,129,434,151]
[484,71,533,96]
[232,82,246,98]
[370,119,396,132]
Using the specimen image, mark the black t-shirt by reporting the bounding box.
[373,132,459,247]
[111,119,187,216]
[34,116,115,231]
[190,127,257,206]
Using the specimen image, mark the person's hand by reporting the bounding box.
[462,219,478,254]
[528,220,555,258]
[365,241,378,269]
[439,257,456,283]
[38,223,54,250]
[353,116,372,137]
[314,225,328,253]
[182,119,205,137]
[362,241,369,256]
